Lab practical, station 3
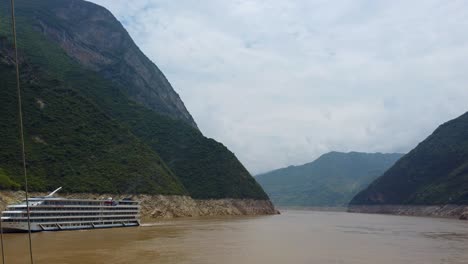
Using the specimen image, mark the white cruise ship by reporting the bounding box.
[1,187,140,232]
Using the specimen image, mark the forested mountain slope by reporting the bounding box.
[351,112,468,205]
[256,152,403,206]
[0,0,268,199]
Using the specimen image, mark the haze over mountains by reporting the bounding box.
[256,152,403,207]
[0,0,267,200]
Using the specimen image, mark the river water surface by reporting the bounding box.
[2,210,468,264]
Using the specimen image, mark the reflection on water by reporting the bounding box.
[2,211,468,264]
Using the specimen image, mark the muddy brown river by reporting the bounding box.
[2,210,468,264]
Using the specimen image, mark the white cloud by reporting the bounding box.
[89,0,468,174]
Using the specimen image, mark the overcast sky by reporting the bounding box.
[89,0,468,174]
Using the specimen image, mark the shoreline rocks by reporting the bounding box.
[348,204,468,220]
[0,191,279,221]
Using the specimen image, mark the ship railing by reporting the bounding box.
[1,214,141,220]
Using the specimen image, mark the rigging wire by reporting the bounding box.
[0,219,4,264]
[10,0,34,263]
[0,6,6,264]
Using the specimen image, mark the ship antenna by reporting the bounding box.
[10,0,34,263]
[46,187,63,197]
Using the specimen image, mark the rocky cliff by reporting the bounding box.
[0,0,270,201]
[24,0,197,128]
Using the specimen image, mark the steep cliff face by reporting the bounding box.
[0,0,269,201]
[0,38,186,195]
[16,0,197,128]
[350,112,468,206]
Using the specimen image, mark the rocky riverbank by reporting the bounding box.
[0,191,279,221]
[348,205,468,220]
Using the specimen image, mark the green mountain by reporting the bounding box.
[0,0,268,199]
[24,0,197,128]
[350,112,468,205]
[256,152,403,206]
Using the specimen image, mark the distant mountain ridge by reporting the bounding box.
[0,0,268,200]
[351,112,468,205]
[256,152,403,206]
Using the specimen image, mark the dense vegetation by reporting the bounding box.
[256,152,403,206]
[6,0,198,128]
[0,46,186,194]
[351,112,468,205]
[0,1,268,199]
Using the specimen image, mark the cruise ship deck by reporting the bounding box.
[1,188,140,232]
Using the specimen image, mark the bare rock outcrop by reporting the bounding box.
[31,0,197,128]
[0,191,278,221]
[348,205,468,220]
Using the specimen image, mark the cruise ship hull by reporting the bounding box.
[1,188,141,233]
[1,221,140,233]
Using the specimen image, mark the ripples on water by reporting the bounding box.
[2,210,468,264]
